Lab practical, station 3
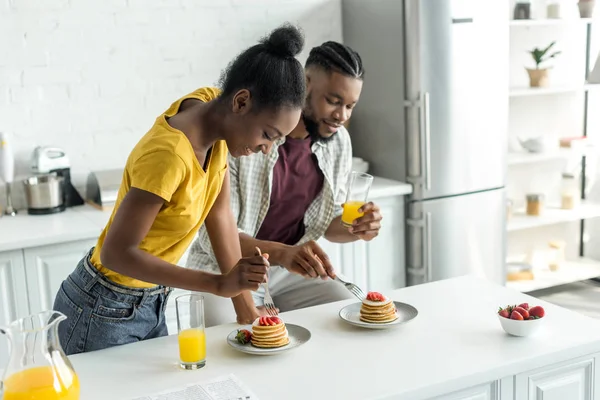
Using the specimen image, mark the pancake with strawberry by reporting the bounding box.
[251,316,290,348]
[360,291,398,323]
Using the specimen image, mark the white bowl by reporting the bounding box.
[497,314,544,337]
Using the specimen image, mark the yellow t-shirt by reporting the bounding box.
[90,87,228,288]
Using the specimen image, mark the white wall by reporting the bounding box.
[506,0,600,264]
[0,0,342,208]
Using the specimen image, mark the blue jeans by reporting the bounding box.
[53,249,173,355]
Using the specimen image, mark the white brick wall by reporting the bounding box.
[0,0,342,208]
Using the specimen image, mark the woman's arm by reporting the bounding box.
[100,188,221,293]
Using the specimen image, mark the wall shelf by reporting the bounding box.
[507,148,576,165]
[509,83,600,97]
[506,257,600,292]
[509,18,594,27]
[508,203,600,232]
[505,14,598,292]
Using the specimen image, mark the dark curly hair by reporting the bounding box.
[218,23,306,111]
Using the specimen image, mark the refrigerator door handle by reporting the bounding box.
[421,92,432,191]
[424,211,432,281]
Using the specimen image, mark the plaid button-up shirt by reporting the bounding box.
[185,126,353,272]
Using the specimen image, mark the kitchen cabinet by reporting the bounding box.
[432,381,501,400]
[430,353,599,400]
[317,195,406,291]
[24,239,97,314]
[514,354,597,400]
[0,250,28,367]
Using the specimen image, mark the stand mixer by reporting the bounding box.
[0,132,17,216]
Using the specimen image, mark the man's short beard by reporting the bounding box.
[302,97,337,144]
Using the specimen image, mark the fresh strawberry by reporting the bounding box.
[510,310,524,320]
[268,316,276,326]
[366,291,385,302]
[236,329,252,344]
[529,305,545,319]
[518,303,529,310]
[270,316,282,324]
[498,307,510,318]
[513,306,530,319]
[259,316,268,326]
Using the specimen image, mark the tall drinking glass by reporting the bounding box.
[176,294,206,370]
[341,171,374,227]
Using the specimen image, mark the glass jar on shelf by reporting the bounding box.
[561,172,580,210]
[513,1,531,19]
[548,240,566,271]
[547,1,562,18]
[526,193,544,216]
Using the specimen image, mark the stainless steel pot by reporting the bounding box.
[23,173,65,211]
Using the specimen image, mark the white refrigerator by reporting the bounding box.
[342,0,509,285]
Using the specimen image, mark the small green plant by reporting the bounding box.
[529,41,561,69]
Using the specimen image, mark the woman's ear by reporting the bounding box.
[232,89,253,115]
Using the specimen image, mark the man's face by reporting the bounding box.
[303,68,363,143]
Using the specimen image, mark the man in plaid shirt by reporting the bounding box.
[186,42,383,326]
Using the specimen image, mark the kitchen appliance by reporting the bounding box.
[27,146,84,214]
[0,132,17,216]
[85,169,123,210]
[343,0,508,285]
[23,173,65,214]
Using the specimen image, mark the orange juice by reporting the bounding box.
[3,366,80,400]
[342,201,365,227]
[178,328,206,363]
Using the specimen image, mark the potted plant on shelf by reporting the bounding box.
[526,41,561,88]
[578,0,595,18]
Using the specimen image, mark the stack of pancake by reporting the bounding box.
[360,293,398,324]
[251,316,290,348]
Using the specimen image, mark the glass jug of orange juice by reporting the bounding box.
[0,311,80,400]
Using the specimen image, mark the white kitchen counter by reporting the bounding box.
[70,275,600,400]
[0,206,109,253]
[0,177,411,253]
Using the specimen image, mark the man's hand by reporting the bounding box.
[216,255,269,298]
[279,240,335,279]
[348,202,382,241]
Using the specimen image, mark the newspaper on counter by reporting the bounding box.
[131,374,259,400]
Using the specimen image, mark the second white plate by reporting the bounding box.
[226,323,311,355]
[339,301,418,329]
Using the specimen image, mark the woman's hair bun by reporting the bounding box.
[261,23,304,58]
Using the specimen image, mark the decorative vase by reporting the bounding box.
[578,1,595,18]
[526,68,549,87]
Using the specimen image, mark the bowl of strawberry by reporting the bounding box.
[497,303,545,337]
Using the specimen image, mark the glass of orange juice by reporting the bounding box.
[341,171,373,228]
[176,294,206,370]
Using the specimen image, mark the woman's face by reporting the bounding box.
[223,90,301,158]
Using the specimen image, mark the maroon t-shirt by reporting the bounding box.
[256,137,325,245]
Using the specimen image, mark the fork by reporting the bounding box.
[255,247,278,316]
[335,273,367,301]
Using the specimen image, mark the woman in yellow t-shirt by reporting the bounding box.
[52,24,306,355]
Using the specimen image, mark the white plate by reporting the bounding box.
[226,323,311,355]
[339,301,418,329]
